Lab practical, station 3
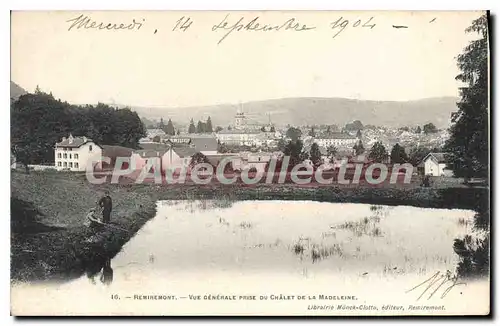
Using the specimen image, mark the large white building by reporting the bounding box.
[216,130,263,147]
[314,132,358,149]
[55,134,102,171]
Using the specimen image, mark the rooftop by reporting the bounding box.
[55,134,94,148]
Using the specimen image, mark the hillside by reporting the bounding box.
[10,81,27,101]
[128,97,459,129]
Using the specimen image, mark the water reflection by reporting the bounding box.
[453,198,490,279]
[98,201,476,285]
[85,257,114,286]
[292,205,391,263]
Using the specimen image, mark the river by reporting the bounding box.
[11,200,489,315]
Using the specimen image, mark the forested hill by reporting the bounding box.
[10,81,27,101]
[10,91,146,165]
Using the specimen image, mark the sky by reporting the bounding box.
[11,11,484,108]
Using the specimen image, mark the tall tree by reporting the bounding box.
[159,118,165,131]
[286,127,302,141]
[356,130,362,138]
[308,127,316,137]
[188,118,196,134]
[166,118,175,135]
[327,145,338,162]
[368,141,388,163]
[415,126,422,134]
[444,14,489,179]
[353,140,365,155]
[284,140,307,167]
[206,116,213,133]
[309,143,322,166]
[390,143,409,164]
[196,120,205,134]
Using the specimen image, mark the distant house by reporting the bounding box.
[131,144,196,173]
[55,134,102,171]
[419,152,453,177]
[162,135,218,155]
[146,129,167,139]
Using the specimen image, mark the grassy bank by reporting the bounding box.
[11,171,488,282]
[11,171,157,282]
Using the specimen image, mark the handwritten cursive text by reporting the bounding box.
[66,14,145,32]
[212,14,316,45]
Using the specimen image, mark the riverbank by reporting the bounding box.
[11,171,157,282]
[11,171,488,282]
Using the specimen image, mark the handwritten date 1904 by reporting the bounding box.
[330,16,376,39]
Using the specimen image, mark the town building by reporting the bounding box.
[216,130,263,147]
[54,134,102,171]
[146,128,167,139]
[131,144,197,174]
[160,135,218,155]
[314,132,358,149]
[419,152,453,177]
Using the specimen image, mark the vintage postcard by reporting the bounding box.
[10,11,490,316]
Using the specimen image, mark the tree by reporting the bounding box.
[444,15,488,179]
[353,140,365,155]
[218,142,229,153]
[415,126,422,134]
[284,140,307,167]
[356,130,362,138]
[196,120,205,134]
[308,127,316,137]
[345,120,364,131]
[277,139,287,152]
[423,123,438,134]
[261,126,266,132]
[188,119,196,134]
[309,143,322,166]
[327,145,338,162]
[159,118,165,131]
[408,146,431,166]
[190,152,210,167]
[206,116,213,133]
[152,135,161,143]
[176,129,180,135]
[270,126,276,132]
[10,92,146,169]
[390,143,409,164]
[215,126,223,132]
[165,118,175,135]
[368,141,388,163]
[286,127,302,141]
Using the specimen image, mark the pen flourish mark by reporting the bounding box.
[406,270,466,301]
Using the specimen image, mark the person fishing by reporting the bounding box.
[98,191,113,224]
